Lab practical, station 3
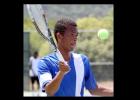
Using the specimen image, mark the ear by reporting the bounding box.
[56,32,63,42]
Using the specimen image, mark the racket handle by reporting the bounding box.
[56,49,68,65]
[56,49,71,74]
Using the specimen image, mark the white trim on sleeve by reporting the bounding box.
[39,73,52,91]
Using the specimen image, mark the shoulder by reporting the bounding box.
[38,52,57,65]
[41,52,57,61]
[38,53,59,72]
[30,56,34,60]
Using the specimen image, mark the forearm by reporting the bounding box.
[45,71,65,96]
[89,86,113,96]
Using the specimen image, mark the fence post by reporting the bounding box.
[24,32,30,91]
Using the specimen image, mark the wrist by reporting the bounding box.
[58,71,65,76]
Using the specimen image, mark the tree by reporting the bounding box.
[39,42,52,57]
[76,12,113,62]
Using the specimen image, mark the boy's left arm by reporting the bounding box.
[88,85,113,96]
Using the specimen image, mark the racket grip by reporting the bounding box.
[56,49,68,65]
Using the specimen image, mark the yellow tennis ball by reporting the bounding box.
[98,29,109,40]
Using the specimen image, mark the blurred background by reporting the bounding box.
[23,4,113,96]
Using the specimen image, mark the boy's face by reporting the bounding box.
[60,25,78,51]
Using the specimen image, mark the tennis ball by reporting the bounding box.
[97,29,109,40]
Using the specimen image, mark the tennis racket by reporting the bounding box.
[26,4,67,64]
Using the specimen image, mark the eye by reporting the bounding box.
[71,33,74,36]
[71,33,78,37]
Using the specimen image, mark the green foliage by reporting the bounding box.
[76,11,113,62]
[77,17,100,29]
[24,17,45,54]
[39,42,52,57]
[48,19,56,29]
[24,17,57,56]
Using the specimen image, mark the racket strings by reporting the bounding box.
[33,21,49,40]
[27,5,57,52]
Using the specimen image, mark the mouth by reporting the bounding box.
[70,42,76,47]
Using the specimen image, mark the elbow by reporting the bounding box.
[45,84,54,96]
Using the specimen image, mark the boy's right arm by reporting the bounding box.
[45,61,70,96]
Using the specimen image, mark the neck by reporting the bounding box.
[57,45,70,62]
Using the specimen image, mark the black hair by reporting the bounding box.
[54,17,77,42]
[33,51,38,58]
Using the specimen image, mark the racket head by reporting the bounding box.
[27,4,67,64]
[27,5,49,37]
[26,4,57,51]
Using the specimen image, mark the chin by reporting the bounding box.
[70,47,75,51]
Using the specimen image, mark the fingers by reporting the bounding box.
[59,61,65,65]
[59,61,70,73]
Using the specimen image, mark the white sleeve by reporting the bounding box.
[38,60,53,92]
[29,56,33,66]
[39,72,52,92]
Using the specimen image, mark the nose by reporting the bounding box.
[71,32,78,41]
[74,34,77,41]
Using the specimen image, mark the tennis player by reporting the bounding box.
[29,51,40,96]
[37,17,113,96]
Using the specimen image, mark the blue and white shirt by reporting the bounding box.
[38,52,97,96]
